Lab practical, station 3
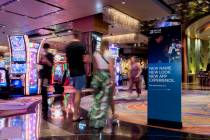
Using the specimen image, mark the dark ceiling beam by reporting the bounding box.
[156,0,175,14]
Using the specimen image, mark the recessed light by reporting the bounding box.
[121,1,126,5]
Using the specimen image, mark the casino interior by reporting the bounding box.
[0,0,210,139]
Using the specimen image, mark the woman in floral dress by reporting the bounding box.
[89,40,115,129]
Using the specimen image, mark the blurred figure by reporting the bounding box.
[65,32,89,122]
[89,40,116,130]
[129,56,141,97]
[142,65,148,90]
[39,43,54,115]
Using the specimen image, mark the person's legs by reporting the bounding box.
[72,75,86,121]
[135,80,141,97]
[41,78,49,119]
[110,88,115,117]
[129,80,134,94]
[89,71,111,129]
[73,89,81,120]
[143,74,148,90]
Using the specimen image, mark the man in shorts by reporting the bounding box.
[65,32,89,121]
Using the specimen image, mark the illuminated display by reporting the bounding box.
[109,45,119,58]
[54,64,64,82]
[8,113,40,140]
[8,35,29,95]
[10,36,26,51]
[92,34,102,51]
[0,118,5,129]
[0,70,7,87]
[11,64,27,74]
[29,43,40,94]
[9,35,26,62]
[0,61,5,68]
[12,51,26,62]
[52,54,67,84]
[55,54,65,62]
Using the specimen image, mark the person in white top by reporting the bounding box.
[89,40,116,130]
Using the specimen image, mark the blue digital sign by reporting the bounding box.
[148,25,182,128]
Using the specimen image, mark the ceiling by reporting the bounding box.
[0,0,170,46]
[140,0,210,35]
[160,0,209,23]
[185,15,210,40]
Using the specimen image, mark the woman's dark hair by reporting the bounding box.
[43,43,50,49]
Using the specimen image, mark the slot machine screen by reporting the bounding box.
[11,79,22,88]
[9,35,26,62]
[11,64,27,74]
[109,45,119,58]
[29,42,40,94]
[12,51,26,62]
[54,64,63,82]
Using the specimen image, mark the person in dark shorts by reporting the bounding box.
[39,43,54,114]
[65,32,89,122]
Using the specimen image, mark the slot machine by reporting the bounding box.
[52,53,67,84]
[28,42,41,95]
[8,35,29,96]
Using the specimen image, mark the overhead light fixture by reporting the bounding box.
[103,6,140,31]
[121,1,126,5]
[0,24,6,28]
[102,33,148,44]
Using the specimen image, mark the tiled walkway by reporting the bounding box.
[81,89,210,135]
[0,90,210,139]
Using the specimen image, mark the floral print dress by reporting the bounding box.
[89,71,113,129]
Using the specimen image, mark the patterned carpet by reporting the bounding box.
[0,96,41,117]
[81,90,210,135]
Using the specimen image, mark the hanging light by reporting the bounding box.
[103,6,140,31]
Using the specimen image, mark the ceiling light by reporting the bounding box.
[103,7,140,31]
[0,24,6,28]
[121,1,126,4]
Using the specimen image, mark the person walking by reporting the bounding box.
[89,40,116,130]
[65,32,89,122]
[129,56,141,97]
[39,43,54,114]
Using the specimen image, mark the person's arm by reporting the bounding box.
[128,63,131,79]
[39,53,53,67]
[92,54,98,73]
[44,54,54,67]
[108,58,115,84]
[83,55,91,64]
[81,44,91,64]
[44,57,53,67]
[136,64,142,78]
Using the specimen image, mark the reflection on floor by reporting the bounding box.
[81,89,210,135]
[0,94,210,139]
[0,96,41,117]
[182,83,210,90]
